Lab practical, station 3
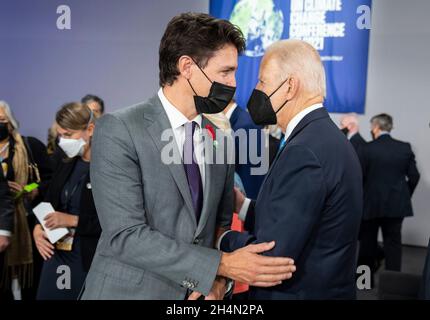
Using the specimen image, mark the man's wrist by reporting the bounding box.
[216,276,227,285]
[217,252,230,278]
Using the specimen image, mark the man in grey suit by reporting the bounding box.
[82,13,295,300]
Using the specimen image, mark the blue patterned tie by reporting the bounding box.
[276,138,287,157]
[183,121,203,223]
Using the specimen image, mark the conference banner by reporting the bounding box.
[210,0,372,114]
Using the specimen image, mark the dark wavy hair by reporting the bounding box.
[159,12,245,87]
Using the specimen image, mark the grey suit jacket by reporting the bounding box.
[81,94,234,300]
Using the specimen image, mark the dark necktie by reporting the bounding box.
[276,137,287,157]
[183,121,203,224]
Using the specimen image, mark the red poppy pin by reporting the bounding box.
[205,124,218,148]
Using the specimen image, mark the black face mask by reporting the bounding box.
[0,122,9,141]
[341,128,349,136]
[247,78,289,126]
[187,60,236,114]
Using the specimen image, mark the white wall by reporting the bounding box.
[330,0,430,247]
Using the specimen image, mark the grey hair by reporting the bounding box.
[265,39,327,97]
[0,100,19,131]
[371,113,393,132]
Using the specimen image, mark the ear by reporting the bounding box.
[177,55,194,80]
[86,123,95,138]
[285,77,299,100]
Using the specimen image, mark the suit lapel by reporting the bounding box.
[143,95,196,228]
[195,116,218,237]
[258,107,329,192]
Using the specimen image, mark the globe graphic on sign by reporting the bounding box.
[230,0,284,57]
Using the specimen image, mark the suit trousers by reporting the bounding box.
[359,217,404,273]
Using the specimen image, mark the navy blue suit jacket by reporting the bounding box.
[222,108,363,299]
[229,106,266,199]
[360,135,420,220]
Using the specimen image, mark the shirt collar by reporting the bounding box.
[379,131,390,137]
[283,103,324,142]
[158,88,202,129]
[225,103,237,120]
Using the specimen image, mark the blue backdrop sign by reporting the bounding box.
[210,0,371,114]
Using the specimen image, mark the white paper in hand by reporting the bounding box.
[33,202,69,244]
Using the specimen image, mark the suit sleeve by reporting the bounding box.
[256,145,326,259]
[223,144,326,261]
[90,114,221,296]
[406,143,420,195]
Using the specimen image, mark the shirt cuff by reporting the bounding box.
[216,230,233,250]
[238,198,251,222]
[0,230,12,237]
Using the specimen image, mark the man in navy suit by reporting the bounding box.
[223,100,266,199]
[359,114,420,273]
[220,40,363,299]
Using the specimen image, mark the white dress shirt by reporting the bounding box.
[238,103,324,222]
[225,102,237,120]
[0,230,11,237]
[157,88,205,189]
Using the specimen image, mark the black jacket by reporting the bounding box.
[0,170,14,232]
[222,108,363,299]
[350,132,366,151]
[3,136,52,207]
[361,134,420,220]
[229,106,266,199]
[44,157,101,272]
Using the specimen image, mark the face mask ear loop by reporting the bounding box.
[268,77,290,98]
[275,99,289,114]
[190,57,213,84]
[187,79,199,96]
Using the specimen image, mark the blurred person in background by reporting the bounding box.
[81,94,105,119]
[359,113,420,277]
[223,99,266,199]
[340,113,366,151]
[48,94,104,172]
[0,169,14,300]
[0,100,52,300]
[34,102,101,300]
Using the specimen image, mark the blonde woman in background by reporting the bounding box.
[0,100,52,300]
[34,102,101,300]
